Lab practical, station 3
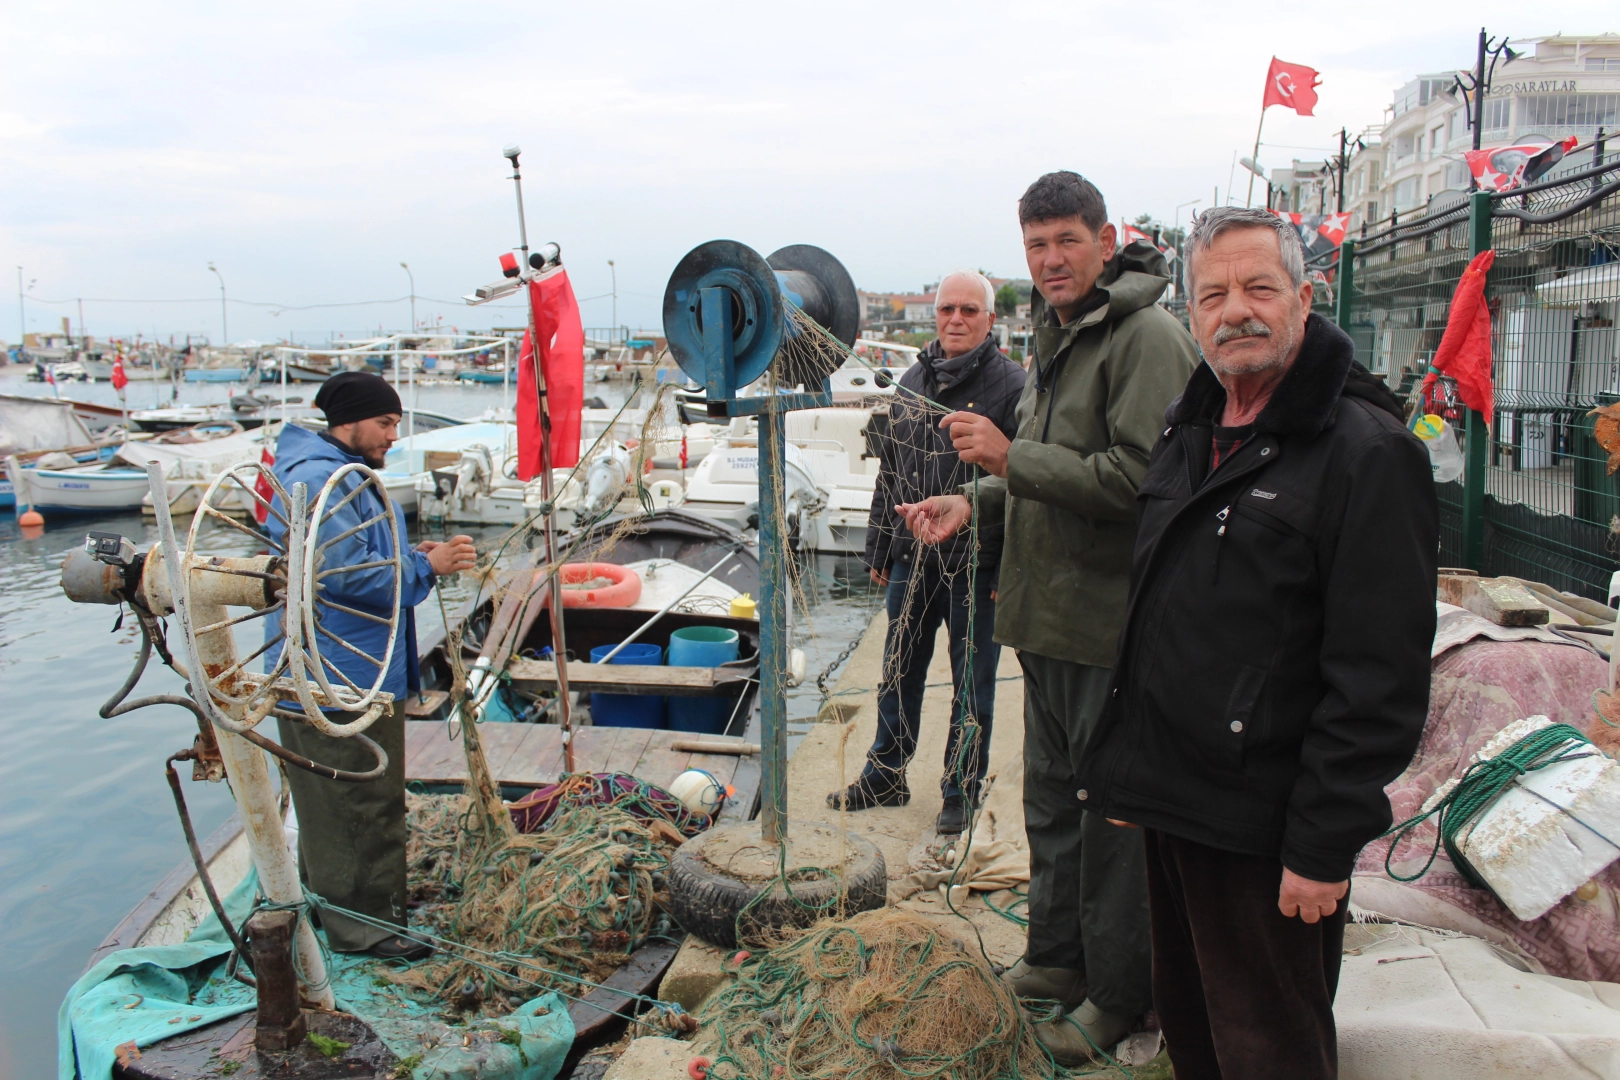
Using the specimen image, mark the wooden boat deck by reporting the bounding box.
[405,720,761,825]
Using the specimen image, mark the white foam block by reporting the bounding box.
[1460,716,1620,921]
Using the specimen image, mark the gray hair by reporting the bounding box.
[1185,207,1306,289]
[935,269,997,311]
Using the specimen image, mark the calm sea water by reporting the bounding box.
[0,370,879,1080]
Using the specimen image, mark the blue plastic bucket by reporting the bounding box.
[666,626,741,735]
[589,642,666,729]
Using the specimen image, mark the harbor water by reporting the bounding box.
[0,370,881,1080]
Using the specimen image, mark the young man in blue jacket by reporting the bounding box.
[267,371,475,959]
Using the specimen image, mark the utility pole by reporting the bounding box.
[1337,128,1349,213]
[607,259,617,339]
[207,262,228,345]
[400,262,416,332]
[14,266,23,361]
[1454,28,1518,189]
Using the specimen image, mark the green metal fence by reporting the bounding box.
[1341,160,1620,600]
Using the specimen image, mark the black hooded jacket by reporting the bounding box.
[1077,315,1438,882]
[863,335,1026,578]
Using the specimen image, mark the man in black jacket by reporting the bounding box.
[1077,207,1437,1079]
[829,269,1026,835]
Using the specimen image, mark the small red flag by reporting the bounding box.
[111,353,129,391]
[516,268,586,478]
[1263,58,1321,117]
[1423,250,1497,420]
[253,446,276,525]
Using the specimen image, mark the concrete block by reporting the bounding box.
[603,1036,694,1080]
[660,936,731,1013]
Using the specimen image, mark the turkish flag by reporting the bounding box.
[111,353,129,391]
[1317,212,1352,247]
[516,268,585,479]
[253,446,276,526]
[1263,58,1321,116]
[1120,223,1153,247]
[1465,136,1579,192]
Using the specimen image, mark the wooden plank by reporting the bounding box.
[716,710,763,826]
[1438,574,1550,626]
[401,689,450,718]
[507,659,750,696]
[571,726,624,773]
[404,721,461,782]
[686,751,741,792]
[630,731,691,793]
[476,723,538,780]
[566,940,683,1042]
[603,726,658,776]
[498,726,564,785]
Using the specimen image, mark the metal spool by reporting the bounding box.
[662,240,859,390]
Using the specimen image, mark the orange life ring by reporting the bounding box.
[555,562,642,608]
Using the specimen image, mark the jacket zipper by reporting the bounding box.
[1212,505,1230,584]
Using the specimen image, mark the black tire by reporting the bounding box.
[666,829,887,948]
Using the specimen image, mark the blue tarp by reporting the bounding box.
[59,871,574,1080]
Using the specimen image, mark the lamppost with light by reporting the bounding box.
[400,262,416,332]
[1172,199,1201,300]
[207,262,228,346]
[607,259,617,340]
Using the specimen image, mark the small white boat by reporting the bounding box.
[20,462,154,513]
[827,339,920,403]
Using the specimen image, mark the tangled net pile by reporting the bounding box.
[698,908,1062,1080]
[387,792,682,1016]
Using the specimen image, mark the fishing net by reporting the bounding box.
[386,792,683,1017]
[697,907,1060,1080]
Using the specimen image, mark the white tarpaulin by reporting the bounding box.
[1337,923,1620,1079]
[116,432,265,478]
[0,395,95,456]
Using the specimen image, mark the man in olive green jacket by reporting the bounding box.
[902,171,1198,1064]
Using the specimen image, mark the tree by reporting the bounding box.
[995,283,1020,317]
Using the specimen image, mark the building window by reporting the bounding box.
[1482,96,1512,133]
[1395,133,1418,161]
[1448,110,1467,143]
[1585,58,1620,71]
[1430,128,1443,155]
[1446,161,1471,189]
[1394,177,1420,210]
[1518,93,1620,132]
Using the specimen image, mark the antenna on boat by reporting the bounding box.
[499,143,578,772]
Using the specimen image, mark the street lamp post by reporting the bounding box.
[400,262,416,332]
[207,262,228,346]
[1173,200,1201,300]
[607,259,617,341]
[14,266,24,361]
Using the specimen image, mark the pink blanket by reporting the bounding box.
[1353,638,1620,981]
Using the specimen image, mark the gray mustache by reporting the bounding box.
[1213,319,1272,345]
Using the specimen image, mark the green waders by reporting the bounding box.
[275,702,408,953]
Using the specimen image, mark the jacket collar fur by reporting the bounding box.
[1167,313,1402,436]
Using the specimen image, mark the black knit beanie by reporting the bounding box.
[314,372,403,427]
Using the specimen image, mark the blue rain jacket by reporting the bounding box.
[264,423,436,697]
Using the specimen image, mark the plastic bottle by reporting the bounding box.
[1413,413,1464,482]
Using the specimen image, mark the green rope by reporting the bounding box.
[1382,722,1606,893]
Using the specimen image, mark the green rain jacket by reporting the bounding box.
[967,242,1199,667]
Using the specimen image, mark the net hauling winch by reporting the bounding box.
[60,458,408,1012]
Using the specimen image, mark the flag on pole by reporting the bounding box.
[1465,136,1579,192]
[1424,250,1497,420]
[111,352,129,391]
[253,446,276,525]
[1262,57,1321,116]
[1120,222,1154,247]
[516,268,586,479]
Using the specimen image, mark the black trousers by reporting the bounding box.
[1145,828,1347,1080]
[276,703,408,952]
[864,558,999,800]
[1020,651,1153,1017]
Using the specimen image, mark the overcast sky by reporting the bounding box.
[2,2,1612,344]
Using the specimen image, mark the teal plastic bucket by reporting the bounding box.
[666,626,741,734]
[589,642,666,728]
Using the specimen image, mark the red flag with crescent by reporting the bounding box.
[1263,58,1321,117]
